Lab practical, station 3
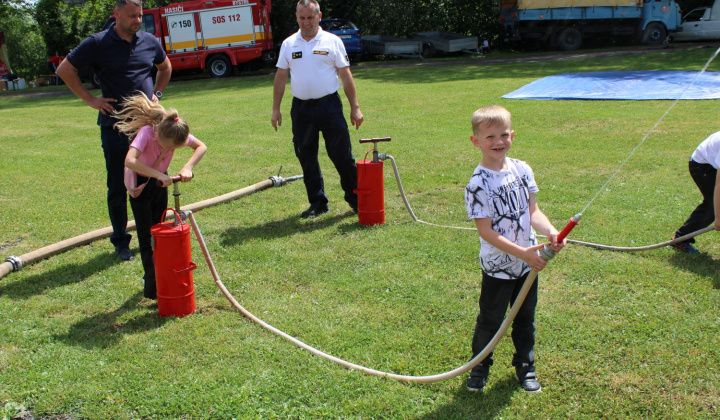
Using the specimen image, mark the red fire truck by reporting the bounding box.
[138,0,274,77]
[80,0,273,86]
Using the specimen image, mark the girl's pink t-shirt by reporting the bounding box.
[129,125,196,173]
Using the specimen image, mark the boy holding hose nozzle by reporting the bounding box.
[464,105,565,393]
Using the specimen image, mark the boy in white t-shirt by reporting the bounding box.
[671,131,720,253]
[464,105,565,393]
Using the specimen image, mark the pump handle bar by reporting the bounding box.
[156,174,193,187]
[359,137,391,144]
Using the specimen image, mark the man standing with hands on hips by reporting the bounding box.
[57,0,171,261]
[272,0,364,218]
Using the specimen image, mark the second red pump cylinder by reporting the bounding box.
[355,159,385,226]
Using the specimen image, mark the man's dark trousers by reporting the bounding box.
[100,125,132,249]
[291,92,358,209]
[675,160,718,243]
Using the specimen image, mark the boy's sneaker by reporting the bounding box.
[515,365,541,393]
[466,373,487,392]
[670,236,700,254]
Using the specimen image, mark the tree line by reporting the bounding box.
[0,0,503,80]
[0,0,707,81]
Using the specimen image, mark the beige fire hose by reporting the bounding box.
[187,210,550,383]
[182,155,711,382]
[566,226,714,251]
[0,173,302,281]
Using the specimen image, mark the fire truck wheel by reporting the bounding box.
[208,55,233,78]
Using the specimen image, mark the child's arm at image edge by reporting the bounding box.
[714,170,720,231]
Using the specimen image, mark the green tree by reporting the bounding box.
[0,0,46,80]
[35,0,115,56]
[270,0,502,46]
[35,0,176,56]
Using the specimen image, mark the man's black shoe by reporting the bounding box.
[116,247,134,261]
[301,205,329,219]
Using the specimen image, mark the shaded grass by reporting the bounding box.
[1,46,719,418]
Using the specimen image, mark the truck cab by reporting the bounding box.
[672,3,720,41]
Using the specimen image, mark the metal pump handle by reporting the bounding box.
[359,138,391,162]
[359,137,391,144]
[156,174,192,187]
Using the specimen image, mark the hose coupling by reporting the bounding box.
[4,256,23,272]
[539,245,557,262]
[170,210,191,225]
[378,153,389,161]
[269,175,284,186]
[270,174,303,187]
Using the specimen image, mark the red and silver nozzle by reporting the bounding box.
[540,213,581,262]
[556,213,582,243]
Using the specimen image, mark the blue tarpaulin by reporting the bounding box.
[502,71,720,100]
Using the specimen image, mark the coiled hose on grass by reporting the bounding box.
[197,160,713,382]
[188,211,541,383]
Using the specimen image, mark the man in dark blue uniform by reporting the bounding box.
[57,0,171,261]
[272,0,364,218]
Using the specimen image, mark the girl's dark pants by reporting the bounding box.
[675,160,717,243]
[471,271,538,375]
[290,92,358,209]
[129,176,168,299]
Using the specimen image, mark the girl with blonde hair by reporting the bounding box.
[115,92,207,299]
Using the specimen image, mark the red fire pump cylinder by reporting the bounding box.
[355,159,385,226]
[151,209,197,318]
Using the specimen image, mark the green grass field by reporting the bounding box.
[1,46,719,419]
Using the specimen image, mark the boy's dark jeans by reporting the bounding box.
[675,160,717,243]
[471,271,538,375]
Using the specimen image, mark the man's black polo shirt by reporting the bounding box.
[66,23,167,127]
